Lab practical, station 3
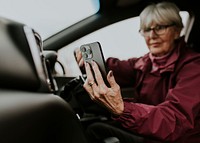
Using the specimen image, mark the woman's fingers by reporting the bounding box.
[107,70,119,92]
[84,62,94,82]
[74,48,84,67]
[83,62,96,99]
[91,61,106,87]
[83,79,96,100]
[83,61,124,115]
[79,58,84,67]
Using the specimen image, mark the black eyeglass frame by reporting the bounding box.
[139,24,175,36]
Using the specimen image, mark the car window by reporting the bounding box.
[57,11,191,77]
[59,11,190,59]
[0,0,99,40]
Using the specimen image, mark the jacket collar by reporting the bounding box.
[134,36,186,74]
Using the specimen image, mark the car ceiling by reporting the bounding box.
[44,0,200,52]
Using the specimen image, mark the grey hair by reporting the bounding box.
[139,2,183,30]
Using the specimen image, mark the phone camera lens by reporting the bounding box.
[86,49,92,54]
[81,46,86,52]
[83,53,88,59]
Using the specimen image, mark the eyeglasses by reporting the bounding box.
[139,24,175,37]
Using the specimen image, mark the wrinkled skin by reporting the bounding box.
[83,61,124,115]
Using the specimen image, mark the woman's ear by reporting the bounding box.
[174,30,181,40]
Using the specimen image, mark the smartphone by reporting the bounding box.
[80,42,109,86]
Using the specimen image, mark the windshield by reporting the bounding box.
[0,0,100,40]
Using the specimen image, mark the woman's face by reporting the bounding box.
[143,22,181,57]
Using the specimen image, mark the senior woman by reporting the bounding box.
[76,2,200,143]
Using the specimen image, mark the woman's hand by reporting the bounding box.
[74,48,84,67]
[83,61,124,115]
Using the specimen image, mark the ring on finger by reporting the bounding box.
[88,81,95,86]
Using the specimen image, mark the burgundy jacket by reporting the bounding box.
[107,37,200,143]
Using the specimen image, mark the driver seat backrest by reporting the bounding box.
[0,16,51,92]
[0,16,90,143]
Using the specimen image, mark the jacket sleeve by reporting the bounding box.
[113,58,200,141]
[106,57,138,87]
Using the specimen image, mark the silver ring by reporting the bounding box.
[88,81,94,86]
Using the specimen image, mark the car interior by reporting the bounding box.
[0,16,89,143]
[0,0,199,143]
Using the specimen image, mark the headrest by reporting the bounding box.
[0,17,52,92]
